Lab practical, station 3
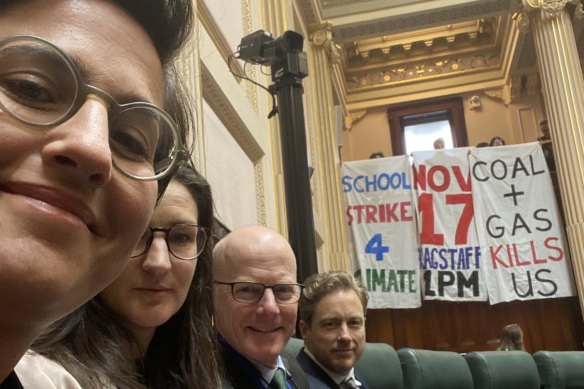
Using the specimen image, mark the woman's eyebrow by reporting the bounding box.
[70,53,154,104]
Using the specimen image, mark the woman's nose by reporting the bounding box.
[142,235,172,273]
[41,98,113,187]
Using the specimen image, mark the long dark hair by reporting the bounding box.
[32,164,219,388]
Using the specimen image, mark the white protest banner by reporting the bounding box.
[412,148,487,301]
[469,143,575,304]
[342,156,421,308]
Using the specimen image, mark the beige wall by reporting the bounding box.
[341,107,392,162]
[341,91,545,162]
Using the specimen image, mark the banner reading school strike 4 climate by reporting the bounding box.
[342,143,574,309]
[342,156,421,309]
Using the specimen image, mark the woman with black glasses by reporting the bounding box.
[17,164,220,388]
[0,1,194,387]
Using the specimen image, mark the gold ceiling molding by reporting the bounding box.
[346,53,501,91]
[330,0,520,42]
[345,18,499,68]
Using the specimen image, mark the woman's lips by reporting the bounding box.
[0,182,97,233]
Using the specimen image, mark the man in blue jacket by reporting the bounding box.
[297,272,369,389]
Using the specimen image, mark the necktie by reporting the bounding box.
[269,368,287,389]
[340,377,358,389]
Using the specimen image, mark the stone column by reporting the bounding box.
[176,2,206,173]
[522,0,584,314]
[262,0,290,235]
[307,25,351,271]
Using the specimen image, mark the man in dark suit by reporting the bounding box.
[213,225,309,389]
[297,272,369,389]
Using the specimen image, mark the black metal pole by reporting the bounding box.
[269,32,318,282]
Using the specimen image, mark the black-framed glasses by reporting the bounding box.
[131,223,209,260]
[214,281,304,304]
[0,35,188,181]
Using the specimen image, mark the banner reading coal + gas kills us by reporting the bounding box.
[469,142,575,304]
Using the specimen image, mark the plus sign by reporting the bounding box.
[503,184,525,206]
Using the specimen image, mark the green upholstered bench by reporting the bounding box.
[464,351,540,389]
[397,348,474,389]
[284,337,403,389]
[284,336,304,359]
[533,350,584,389]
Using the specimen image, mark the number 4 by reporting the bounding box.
[365,233,390,261]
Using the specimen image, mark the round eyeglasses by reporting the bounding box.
[131,224,209,260]
[213,281,304,304]
[0,35,187,181]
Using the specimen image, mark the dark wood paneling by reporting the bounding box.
[365,297,584,353]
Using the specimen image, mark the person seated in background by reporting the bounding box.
[213,225,309,389]
[538,119,551,141]
[476,141,489,148]
[489,136,506,147]
[0,0,193,386]
[496,323,526,351]
[297,272,369,389]
[538,119,556,172]
[16,165,220,388]
[369,152,385,159]
[433,137,445,150]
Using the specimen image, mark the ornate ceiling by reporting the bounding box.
[294,0,584,109]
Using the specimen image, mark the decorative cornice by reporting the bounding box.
[346,53,500,91]
[485,75,522,105]
[332,0,520,42]
[485,86,512,105]
[310,23,342,65]
[344,110,367,130]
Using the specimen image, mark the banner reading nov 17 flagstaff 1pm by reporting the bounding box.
[412,148,487,302]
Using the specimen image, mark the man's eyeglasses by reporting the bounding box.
[0,35,187,181]
[213,281,304,304]
[131,223,209,260]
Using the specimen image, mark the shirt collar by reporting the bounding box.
[304,348,361,387]
[253,355,287,385]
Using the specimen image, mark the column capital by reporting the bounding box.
[522,0,579,14]
[575,2,584,20]
[309,22,342,64]
[516,11,532,33]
